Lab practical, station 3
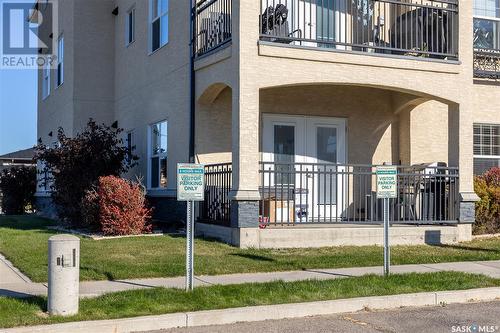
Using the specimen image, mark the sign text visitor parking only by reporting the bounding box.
[177,164,205,202]
[376,166,398,199]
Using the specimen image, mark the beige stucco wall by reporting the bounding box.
[112,0,192,193]
[472,84,500,124]
[196,87,233,164]
[37,0,75,145]
[408,101,450,166]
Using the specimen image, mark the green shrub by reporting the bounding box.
[0,166,36,215]
[474,168,500,235]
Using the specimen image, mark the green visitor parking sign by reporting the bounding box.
[177,164,205,202]
[376,166,398,199]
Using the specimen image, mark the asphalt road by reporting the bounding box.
[146,301,500,333]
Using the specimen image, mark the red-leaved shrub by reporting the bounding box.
[97,176,152,236]
[474,167,500,235]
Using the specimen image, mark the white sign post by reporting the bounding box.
[177,163,205,291]
[376,166,398,276]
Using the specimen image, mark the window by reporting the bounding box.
[149,121,168,189]
[126,7,135,45]
[474,0,500,49]
[274,125,295,185]
[126,130,135,164]
[149,0,168,52]
[57,36,64,86]
[42,61,50,99]
[474,123,500,175]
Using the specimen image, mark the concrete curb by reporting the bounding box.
[2,287,500,333]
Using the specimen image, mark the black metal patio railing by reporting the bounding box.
[200,162,460,226]
[473,48,500,80]
[193,0,232,57]
[260,0,459,60]
[201,163,232,225]
[260,162,460,226]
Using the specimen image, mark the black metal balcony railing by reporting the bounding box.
[193,0,232,57]
[473,48,500,80]
[260,0,459,60]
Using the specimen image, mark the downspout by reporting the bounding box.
[189,0,196,163]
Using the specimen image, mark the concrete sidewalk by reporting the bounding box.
[0,254,32,285]
[1,260,500,298]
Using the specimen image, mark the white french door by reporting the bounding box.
[262,114,347,222]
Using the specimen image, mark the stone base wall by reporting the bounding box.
[34,194,186,225]
[147,196,187,225]
[196,223,473,249]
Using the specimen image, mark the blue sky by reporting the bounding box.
[0,0,38,155]
[0,69,37,155]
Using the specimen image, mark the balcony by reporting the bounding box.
[259,0,459,60]
[474,49,500,80]
[193,0,232,58]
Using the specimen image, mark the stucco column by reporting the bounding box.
[228,0,262,231]
[449,102,479,224]
[451,0,479,224]
[229,86,261,228]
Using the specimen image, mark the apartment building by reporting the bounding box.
[36,0,500,248]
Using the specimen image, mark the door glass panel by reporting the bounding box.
[317,127,337,163]
[317,127,337,205]
[274,125,295,185]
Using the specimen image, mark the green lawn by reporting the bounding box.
[1,215,500,282]
[0,271,499,328]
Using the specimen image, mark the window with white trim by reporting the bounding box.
[57,36,64,86]
[149,0,168,52]
[126,7,135,45]
[474,0,500,49]
[149,121,168,189]
[42,61,50,99]
[474,123,500,174]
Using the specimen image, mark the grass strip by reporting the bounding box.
[1,216,500,282]
[1,271,499,328]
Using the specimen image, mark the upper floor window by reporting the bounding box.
[149,121,168,189]
[149,0,168,52]
[474,123,500,175]
[126,7,136,45]
[57,36,64,86]
[42,61,50,99]
[474,0,500,49]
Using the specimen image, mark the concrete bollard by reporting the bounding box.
[48,234,80,316]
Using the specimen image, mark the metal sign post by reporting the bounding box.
[376,166,398,277]
[185,200,195,291]
[383,197,390,276]
[177,163,205,291]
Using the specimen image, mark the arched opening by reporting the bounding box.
[195,84,232,164]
